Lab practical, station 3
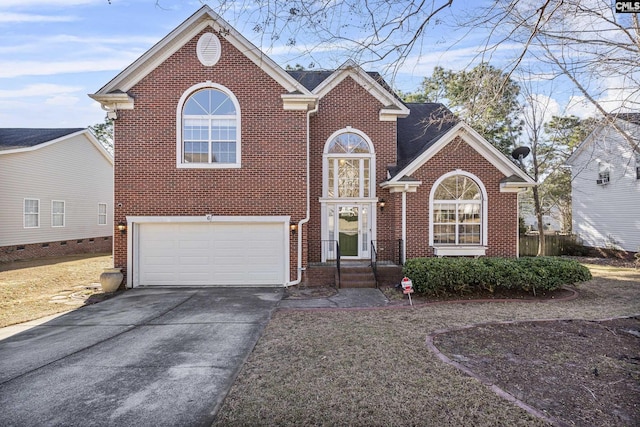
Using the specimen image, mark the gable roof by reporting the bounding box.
[287,69,398,96]
[566,113,640,165]
[91,5,312,109]
[0,128,84,151]
[0,128,113,164]
[384,119,535,189]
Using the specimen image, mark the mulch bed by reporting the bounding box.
[432,316,640,427]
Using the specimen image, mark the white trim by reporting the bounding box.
[176,81,242,169]
[322,127,376,199]
[126,215,290,288]
[313,60,409,120]
[389,123,534,187]
[322,127,376,154]
[0,130,113,165]
[429,170,489,249]
[434,246,487,257]
[98,203,108,226]
[92,6,312,97]
[196,32,221,66]
[320,202,376,261]
[23,198,40,229]
[51,200,65,228]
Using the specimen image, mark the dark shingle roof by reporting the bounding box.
[286,70,397,96]
[0,128,84,151]
[393,103,458,175]
[615,113,640,125]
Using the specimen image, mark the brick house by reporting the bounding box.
[90,6,535,288]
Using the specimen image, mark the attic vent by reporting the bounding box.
[197,32,221,67]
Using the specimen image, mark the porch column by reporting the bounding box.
[380,180,420,265]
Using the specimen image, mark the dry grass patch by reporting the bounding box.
[214,264,640,426]
[0,254,113,328]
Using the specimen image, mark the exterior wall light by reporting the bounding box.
[378,199,386,211]
[117,221,127,235]
[290,224,298,235]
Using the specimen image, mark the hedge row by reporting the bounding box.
[402,257,592,296]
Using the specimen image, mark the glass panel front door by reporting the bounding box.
[338,206,359,257]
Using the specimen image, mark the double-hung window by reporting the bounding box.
[179,85,240,168]
[98,203,107,225]
[24,199,39,228]
[432,175,482,245]
[597,162,610,185]
[52,200,65,227]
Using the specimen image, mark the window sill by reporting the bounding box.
[177,163,241,169]
[433,246,486,257]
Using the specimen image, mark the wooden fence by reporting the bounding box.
[519,234,576,257]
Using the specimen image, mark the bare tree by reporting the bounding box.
[468,0,639,151]
[200,0,454,75]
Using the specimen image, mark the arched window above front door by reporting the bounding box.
[323,129,374,199]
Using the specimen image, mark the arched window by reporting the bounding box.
[431,173,484,246]
[177,83,240,168]
[324,130,374,198]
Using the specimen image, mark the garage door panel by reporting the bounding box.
[138,221,286,287]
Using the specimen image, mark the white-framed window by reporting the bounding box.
[323,129,375,199]
[176,82,241,169]
[51,200,65,227]
[98,203,107,225]
[597,162,610,185]
[24,198,39,228]
[429,172,488,250]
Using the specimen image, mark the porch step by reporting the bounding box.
[340,265,376,289]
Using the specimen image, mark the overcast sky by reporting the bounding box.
[0,0,598,129]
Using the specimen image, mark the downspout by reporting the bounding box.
[285,102,319,287]
[402,184,408,264]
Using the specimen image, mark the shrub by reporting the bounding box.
[402,256,592,296]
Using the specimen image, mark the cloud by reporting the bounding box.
[0,13,79,23]
[0,0,98,7]
[0,83,83,98]
[0,54,140,78]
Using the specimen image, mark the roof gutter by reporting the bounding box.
[285,102,319,287]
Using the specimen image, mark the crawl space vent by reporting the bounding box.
[197,33,221,67]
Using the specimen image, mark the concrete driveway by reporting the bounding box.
[0,287,282,426]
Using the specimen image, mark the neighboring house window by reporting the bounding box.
[177,83,240,168]
[597,162,610,185]
[24,199,39,228]
[636,151,640,180]
[52,200,65,227]
[324,131,374,198]
[98,203,107,225]
[431,173,486,246]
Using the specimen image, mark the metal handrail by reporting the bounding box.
[320,239,341,286]
[370,240,378,286]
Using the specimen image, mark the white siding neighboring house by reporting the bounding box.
[566,114,640,252]
[0,128,114,262]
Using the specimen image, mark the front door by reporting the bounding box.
[331,204,370,259]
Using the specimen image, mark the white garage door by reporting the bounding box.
[137,221,286,286]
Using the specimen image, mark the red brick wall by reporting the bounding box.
[113,30,307,279]
[0,236,112,263]
[307,76,397,262]
[404,136,518,258]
